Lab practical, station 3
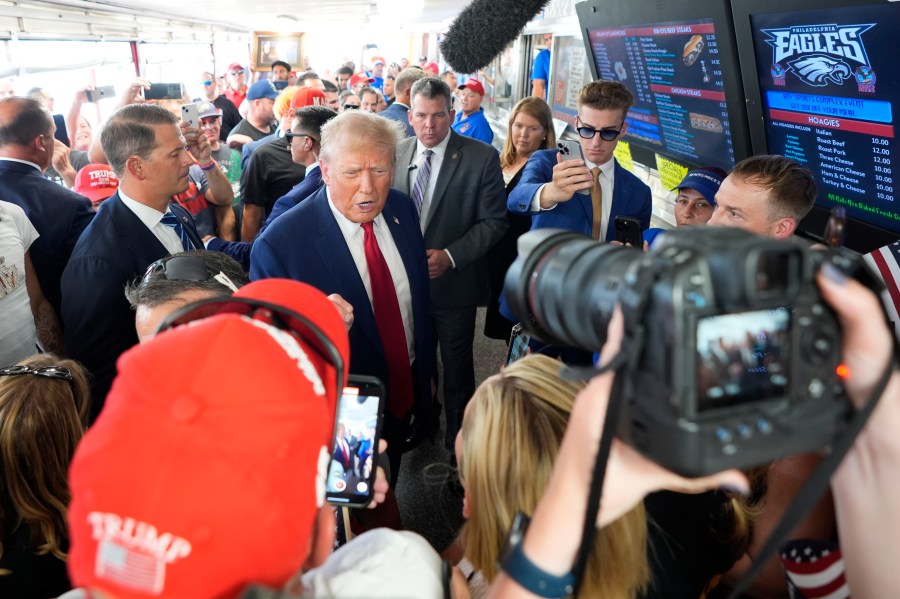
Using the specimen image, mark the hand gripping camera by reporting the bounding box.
[504,227,857,476]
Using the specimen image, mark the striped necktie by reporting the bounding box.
[410,149,433,217]
[161,212,195,251]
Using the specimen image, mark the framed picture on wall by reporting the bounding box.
[251,32,303,71]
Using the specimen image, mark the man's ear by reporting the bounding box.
[125,155,145,180]
[319,159,332,185]
[773,216,797,240]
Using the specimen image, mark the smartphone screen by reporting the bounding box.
[326,375,386,507]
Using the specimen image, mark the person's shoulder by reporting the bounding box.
[614,160,650,188]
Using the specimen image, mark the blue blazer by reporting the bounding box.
[250,187,434,419]
[507,150,652,241]
[206,166,323,270]
[0,160,94,316]
[61,194,201,421]
[380,102,415,137]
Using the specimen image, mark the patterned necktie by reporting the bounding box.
[410,149,433,217]
[161,212,195,251]
[360,221,414,417]
[590,167,603,240]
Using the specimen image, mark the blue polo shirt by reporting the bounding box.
[452,108,494,145]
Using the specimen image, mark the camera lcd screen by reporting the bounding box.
[327,388,381,503]
[696,307,791,411]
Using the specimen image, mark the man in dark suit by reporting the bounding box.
[61,104,202,422]
[251,110,434,483]
[393,77,507,453]
[206,105,336,269]
[379,66,426,137]
[507,80,652,240]
[0,97,94,318]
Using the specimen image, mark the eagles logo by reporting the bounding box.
[786,55,852,87]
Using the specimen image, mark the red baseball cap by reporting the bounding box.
[349,72,375,87]
[226,62,244,73]
[371,56,387,66]
[290,87,328,110]
[68,279,349,598]
[458,79,485,96]
[73,163,118,206]
[423,62,440,75]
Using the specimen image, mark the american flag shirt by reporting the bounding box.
[780,539,849,599]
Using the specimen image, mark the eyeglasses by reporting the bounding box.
[202,80,213,86]
[343,104,360,110]
[285,132,318,145]
[575,121,623,141]
[0,365,74,390]
[142,255,239,292]
[230,69,245,76]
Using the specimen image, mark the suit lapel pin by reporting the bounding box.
[451,152,460,160]
[393,216,400,225]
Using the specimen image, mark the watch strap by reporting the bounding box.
[500,515,576,598]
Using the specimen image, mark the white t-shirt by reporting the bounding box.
[0,201,39,366]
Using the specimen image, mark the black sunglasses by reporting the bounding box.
[285,132,318,145]
[343,104,360,110]
[142,255,238,291]
[0,365,74,390]
[575,123,623,142]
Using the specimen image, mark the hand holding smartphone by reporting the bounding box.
[557,140,592,196]
[326,375,386,507]
[85,85,115,102]
[614,216,643,248]
[180,103,200,130]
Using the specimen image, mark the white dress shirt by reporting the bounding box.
[531,155,617,240]
[411,130,457,266]
[326,189,415,363]
[119,191,185,255]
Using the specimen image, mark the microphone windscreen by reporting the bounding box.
[440,0,552,74]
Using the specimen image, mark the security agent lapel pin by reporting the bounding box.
[393,216,400,225]
[451,152,460,160]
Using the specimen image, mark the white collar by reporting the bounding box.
[0,157,42,173]
[415,129,452,157]
[118,189,169,229]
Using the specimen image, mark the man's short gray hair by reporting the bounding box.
[409,77,453,113]
[124,250,249,310]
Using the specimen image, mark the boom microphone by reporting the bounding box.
[440,0,552,74]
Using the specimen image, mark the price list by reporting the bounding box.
[588,19,736,170]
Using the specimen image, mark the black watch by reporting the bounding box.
[499,512,576,598]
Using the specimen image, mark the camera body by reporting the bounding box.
[505,227,854,476]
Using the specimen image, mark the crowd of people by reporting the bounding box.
[0,47,898,599]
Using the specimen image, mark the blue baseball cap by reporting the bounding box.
[672,167,726,205]
[246,80,279,101]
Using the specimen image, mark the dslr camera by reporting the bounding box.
[504,227,858,476]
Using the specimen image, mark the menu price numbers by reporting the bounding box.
[872,147,891,156]
[875,174,893,184]
[874,156,892,165]
[876,192,894,202]
[872,137,890,146]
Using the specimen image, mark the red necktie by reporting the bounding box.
[360,221,414,417]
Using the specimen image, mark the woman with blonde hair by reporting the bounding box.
[0,354,90,597]
[485,97,557,341]
[456,354,649,598]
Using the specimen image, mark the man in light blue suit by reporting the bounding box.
[507,80,651,241]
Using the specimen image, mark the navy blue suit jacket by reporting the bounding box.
[507,150,652,241]
[61,194,201,421]
[250,187,434,419]
[206,166,323,270]
[0,160,94,315]
[380,102,414,137]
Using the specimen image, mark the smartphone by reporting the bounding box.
[824,206,847,248]
[180,103,200,129]
[557,140,591,195]
[85,85,115,102]
[506,322,531,365]
[145,82,184,100]
[326,375,386,507]
[615,216,643,247]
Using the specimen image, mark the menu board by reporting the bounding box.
[588,19,737,171]
[751,4,898,234]
[550,35,593,127]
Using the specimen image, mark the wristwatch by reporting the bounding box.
[499,512,576,598]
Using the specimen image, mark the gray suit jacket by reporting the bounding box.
[394,130,507,308]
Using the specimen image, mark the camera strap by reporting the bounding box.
[725,340,898,599]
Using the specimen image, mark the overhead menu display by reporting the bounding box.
[750,5,898,234]
[587,19,737,171]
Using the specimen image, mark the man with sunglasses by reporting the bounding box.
[198,70,241,143]
[508,80,651,242]
[224,62,248,109]
[61,104,204,421]
[206,105,337,269]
